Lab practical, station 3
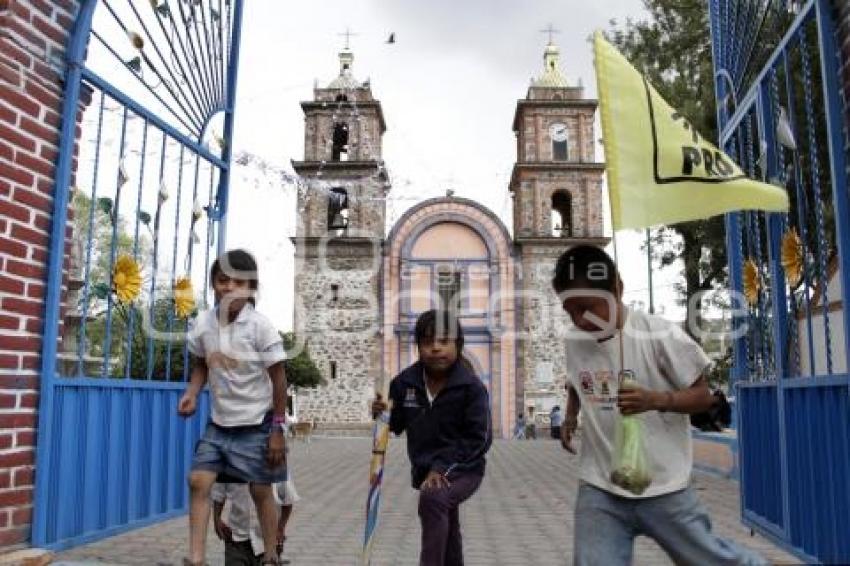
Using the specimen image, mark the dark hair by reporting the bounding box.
[551,245,620,294]
[210,249,259,305]
[414,309,464,352]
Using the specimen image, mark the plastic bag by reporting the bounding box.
[610,378,652,494]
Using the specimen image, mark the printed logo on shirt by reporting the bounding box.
[207,351,241,371]
[403,387,420,408]
[593,370,617,408]
[618,369,636,387]
[579,371,594,396]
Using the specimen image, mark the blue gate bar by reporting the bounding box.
[214,0,245,250]
[815,0,850,374]
[32,0,99,546]
[80,68,227,169]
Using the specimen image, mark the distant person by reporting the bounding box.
[371,309,492,566]
[513,413,526,439]
[553,245,766,565]
[549,406,563,440]
[177,250,287,566]
[525,407,537,440]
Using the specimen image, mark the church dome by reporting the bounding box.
[533,42,569,88]
[327,48,363,89]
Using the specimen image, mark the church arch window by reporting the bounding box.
[551,190,572,237]
[552,138,568,161]
[436,265,462,314]
[332,122,349,161]
[328,187,349,233]
[335,94,348,102]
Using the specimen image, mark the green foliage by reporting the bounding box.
[607,2,726,337]
[705,349,732,390]
[71,191,152,311]
[83,296,190,380]
[280,332,324,389]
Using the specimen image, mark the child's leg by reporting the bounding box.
[187,470,218,563]
[249,483,280,563]
[278,504,292,540]
[573,483,636,566]
[635,487,767,565]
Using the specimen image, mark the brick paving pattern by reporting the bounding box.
[55,438,798,565]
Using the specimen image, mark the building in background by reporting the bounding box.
[291,40,606,436]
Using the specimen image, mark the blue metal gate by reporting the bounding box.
[33,0,244,549]
[710,0,850,562]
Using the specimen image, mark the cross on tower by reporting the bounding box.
[540,24,560,44]
[338,27,358,49]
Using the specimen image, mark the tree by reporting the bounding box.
[280,332,324,389]
[607,0,726,338]
[607,1,799,339]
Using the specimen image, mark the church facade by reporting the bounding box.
[292,42,606,437]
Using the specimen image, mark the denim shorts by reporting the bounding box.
[191,415,287,484]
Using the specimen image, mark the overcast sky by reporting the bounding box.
[217,0,689,330]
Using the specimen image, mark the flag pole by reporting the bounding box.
[360,371,391,565]
[646,228,655,314]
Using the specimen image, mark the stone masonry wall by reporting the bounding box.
[513,171,604,238]
[293,250,381,423]
[0,0,81,548]
[516,244,571,421]
[519,106,597,164]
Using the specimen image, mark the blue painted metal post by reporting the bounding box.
[815,0,850,374]
[32,0,99,547]
[213,0,245,253]
[759,82,792,536]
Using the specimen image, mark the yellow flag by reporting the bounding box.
[593,32,789,230]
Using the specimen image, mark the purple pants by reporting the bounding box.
[417,472,483,566]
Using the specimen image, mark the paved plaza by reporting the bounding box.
[55,437,797,565]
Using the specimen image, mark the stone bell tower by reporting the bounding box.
[291,44,390,424]
[509,38,608,417]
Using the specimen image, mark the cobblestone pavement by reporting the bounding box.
[55,437,798,565]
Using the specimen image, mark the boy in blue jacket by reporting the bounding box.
[372,309,491,566]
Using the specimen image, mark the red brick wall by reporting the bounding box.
[0,0,80,548]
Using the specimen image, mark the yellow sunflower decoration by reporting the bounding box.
[174,276,195,319]
[781,227,804,287]
[743,259,760,306]
[113,254,142,303]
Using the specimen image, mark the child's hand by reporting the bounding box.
[267,429,286,468]
[617,386,659,415]
[371,393,388,419]
[561,417,578,454]
[213,517,233,542]
[420,470,450,491]
[177,393,197,417]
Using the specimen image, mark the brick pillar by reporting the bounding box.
[0,0,81,548]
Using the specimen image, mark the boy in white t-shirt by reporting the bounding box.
[177,250,287,566]
[552,245,765,566]
[212,476,300,565]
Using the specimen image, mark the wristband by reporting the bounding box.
[272,414,286,425]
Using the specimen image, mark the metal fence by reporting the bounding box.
[711,0,850,562]
[33,0,244,549]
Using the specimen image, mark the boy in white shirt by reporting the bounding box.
[212,477,300,565]
[178,250,287,566]
[553,245,765,565]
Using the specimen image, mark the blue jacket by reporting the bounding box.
[388,360,492,488]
